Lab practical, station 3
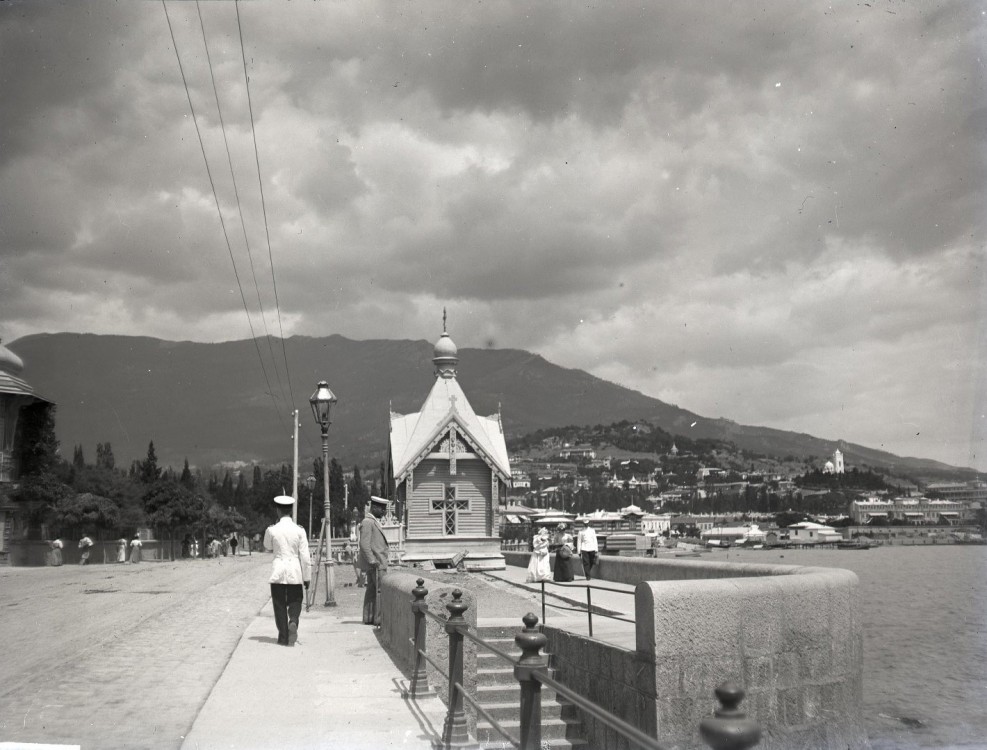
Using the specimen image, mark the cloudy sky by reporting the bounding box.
[1,1,984,470]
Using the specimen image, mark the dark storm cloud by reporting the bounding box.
[1,0,984,468]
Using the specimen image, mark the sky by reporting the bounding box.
[1,1,985,471]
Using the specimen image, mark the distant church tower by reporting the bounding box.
[833,448,845,474]
[388,312,510,570]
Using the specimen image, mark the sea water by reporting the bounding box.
[724,545,987,749]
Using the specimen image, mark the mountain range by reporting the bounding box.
[7,332,970,478]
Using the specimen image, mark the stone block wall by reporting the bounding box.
[633,563,867,749]
[542,626,658,750]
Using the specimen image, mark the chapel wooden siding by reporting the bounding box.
[408,459,492,537]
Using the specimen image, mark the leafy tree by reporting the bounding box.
[52,492,120,537]
[16,402,60,476]
[143,481,207,539]
[140,441,161,484]
[15,473,73,535]
[72,444,86,468]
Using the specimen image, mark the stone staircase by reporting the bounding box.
[474,623,586,749]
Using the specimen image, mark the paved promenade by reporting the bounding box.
[181,572,449,750]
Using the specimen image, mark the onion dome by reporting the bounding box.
[432,308,459,378]
[0,339,24,375]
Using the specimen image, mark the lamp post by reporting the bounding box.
[310,380,338,607]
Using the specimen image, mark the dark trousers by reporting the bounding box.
[580,551,598,580]
[363,567,382,625]
[271,583,303,644]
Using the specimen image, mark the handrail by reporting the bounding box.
[536,579,635,637]
[407,578,760,750]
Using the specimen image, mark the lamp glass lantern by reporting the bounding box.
[309,381,337,432]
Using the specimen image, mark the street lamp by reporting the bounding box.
[309,380,338,607]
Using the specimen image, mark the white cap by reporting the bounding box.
[274,495,295,506]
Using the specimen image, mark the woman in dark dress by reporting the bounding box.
[553,533,575,582]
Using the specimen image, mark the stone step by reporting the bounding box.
[476,682,559,704]
[476,699,572,722]
[476,715,585,742]
[478,664,519,687]
[476,660,556,690]
[478,736,587,750]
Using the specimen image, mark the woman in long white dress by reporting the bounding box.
[526,527,552,582]
[129,534,142,563]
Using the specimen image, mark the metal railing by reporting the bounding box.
[406,578,761,750]
[534,579,635,638]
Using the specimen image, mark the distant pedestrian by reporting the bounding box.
[50,538,63,567]
[576,519,599,580]
[116,538,127,563]
[357,497,390,625]
[553,533,575,582]
[78,534,94,565]
[526,527,551,582]
[129,534,142,564]
[229,534,238,557]
[263,495,311,646]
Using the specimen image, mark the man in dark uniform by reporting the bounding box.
[357,496,390,625]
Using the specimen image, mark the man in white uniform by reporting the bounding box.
[576,519,599,581]
[263,495,312,646]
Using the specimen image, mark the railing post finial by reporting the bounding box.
[700,681,761,750]
[443,589,471,748]
[514,613,548,750]
[409,578,430,698]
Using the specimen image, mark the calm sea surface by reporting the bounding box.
[723,545,987,749]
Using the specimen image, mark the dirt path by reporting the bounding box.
[0,555,271,749]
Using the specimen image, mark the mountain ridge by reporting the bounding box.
[7,332,972,477]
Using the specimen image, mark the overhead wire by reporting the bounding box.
[195,0,291,412]
[162,0,290,438]
[234,1,317,457]
[235,0,298,415]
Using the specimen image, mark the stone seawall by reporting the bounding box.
[505,549,868,749]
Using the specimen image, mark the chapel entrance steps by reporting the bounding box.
[474,623,587,749]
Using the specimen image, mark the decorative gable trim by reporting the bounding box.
[394,412,511,486]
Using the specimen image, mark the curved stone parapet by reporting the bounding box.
[632,559,867,749]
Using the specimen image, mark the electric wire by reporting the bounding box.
[235,0,297,415]
[162,0,289,438]
[195,0,290,412]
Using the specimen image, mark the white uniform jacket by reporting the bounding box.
[263,516,312,585]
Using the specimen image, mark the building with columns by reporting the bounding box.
[388,321,508,570]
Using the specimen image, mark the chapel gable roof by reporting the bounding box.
[390,375,510,484]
